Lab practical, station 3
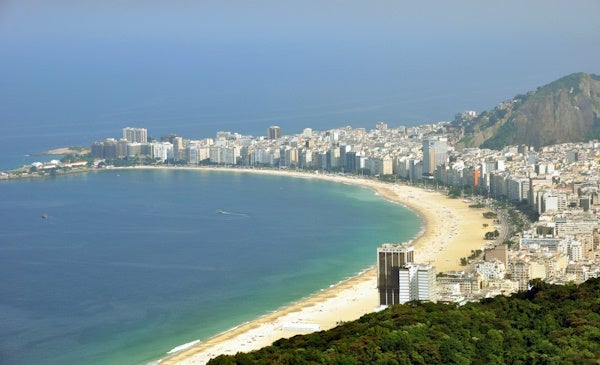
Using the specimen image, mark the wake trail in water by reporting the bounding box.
[216,210,249,217]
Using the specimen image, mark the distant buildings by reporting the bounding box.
[422,137,447,177]
[123,127,148,143]
[268,126,281,140]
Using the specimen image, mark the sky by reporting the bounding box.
[1,0,600,147]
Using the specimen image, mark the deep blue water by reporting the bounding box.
[0,169,421,365]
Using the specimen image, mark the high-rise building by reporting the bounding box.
[377,243,414,306]
[123,127,148,143]
[398,265,416,304]
[268,126,281,140]
[173,136,184,161]
[422,137,447,176]
[415,265,437,302]
[91,138,118,159]
[375,121,388,131]
[397,264,437,304]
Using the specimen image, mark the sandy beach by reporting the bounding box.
[155,167,489,365]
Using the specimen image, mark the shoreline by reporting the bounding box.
[1,164,490,363]
[158,266,379,365]
[147,166,489,365]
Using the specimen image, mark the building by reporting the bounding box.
[91,138,118,159]
[507,177,530,202]
[395,264,438,305]
[375,121,388,131]
[510,260,546,291]
[437,274,481,295]
[151,141,173,162]
[123,127,148,143]
[422,137,447,176]
[268,126,281,140]
[377,243,414,306]
[476,260,506,280]
[173,136,184,161]
[415,264,437,302]
[519,237,561,251]
[398,265,415,304]
[484,244,508,266]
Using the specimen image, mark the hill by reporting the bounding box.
[454,73,600,150]
[208,279,600,364]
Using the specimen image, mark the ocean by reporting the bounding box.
[0,168,421,365]
[2,2,598,363]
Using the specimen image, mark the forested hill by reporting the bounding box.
[208,278,600,364]
[454,73,600,150]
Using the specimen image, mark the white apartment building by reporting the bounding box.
[123,127,148,143]
[398,264,437,304]
[150,141,173,162]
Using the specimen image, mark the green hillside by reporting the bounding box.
[455,73,600,150]
[207,279,600,364]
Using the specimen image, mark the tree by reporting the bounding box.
[209,279,600,365]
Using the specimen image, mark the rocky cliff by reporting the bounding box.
[455,73,600,150]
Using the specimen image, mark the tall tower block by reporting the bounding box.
[422,137,447,176]
[123,127,148,143]
[377,243,414,306]
[268,126,281,140]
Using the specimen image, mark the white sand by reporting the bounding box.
[148,168,489,365]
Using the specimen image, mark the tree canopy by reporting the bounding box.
[209,278,600,364]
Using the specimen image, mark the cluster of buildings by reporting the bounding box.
[375,241,513,306]
[89,121,600,305]
[90,123,451,176]
[377,244,437,305]
[434,139,600,301]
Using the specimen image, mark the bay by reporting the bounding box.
[0,169,421,365]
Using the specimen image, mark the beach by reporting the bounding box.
[156,168,489,365]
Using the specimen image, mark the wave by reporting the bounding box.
[167,339,200,354]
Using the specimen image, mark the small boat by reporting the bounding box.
[41,214,48,219]
[216,209,224,214]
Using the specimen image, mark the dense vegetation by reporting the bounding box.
[482,211,497,219]
[209,279,600,364]
[484,230,500,240]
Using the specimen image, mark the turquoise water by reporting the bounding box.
[0,169,421,365]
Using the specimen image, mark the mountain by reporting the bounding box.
[208,279,600,364]
[454,73,600,150]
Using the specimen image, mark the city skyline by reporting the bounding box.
[2,1,599,165]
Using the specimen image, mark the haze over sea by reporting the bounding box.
[1,1,599,170]
[1,1,599,364]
